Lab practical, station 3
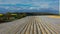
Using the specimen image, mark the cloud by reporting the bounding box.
[59,0,60,14]
[39,3,50,8]
[31,1,58,10]
[0,0,32,4]
[0,0,59,11]
[0,0,58,4]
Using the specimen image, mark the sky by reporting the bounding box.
[0,0,59,14]
[59,0,60,14]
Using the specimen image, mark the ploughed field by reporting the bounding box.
[0,16,60,34]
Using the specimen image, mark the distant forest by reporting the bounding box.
[12,12,58,16]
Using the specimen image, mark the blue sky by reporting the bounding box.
[59,0,60,14]
[0,0,59,14]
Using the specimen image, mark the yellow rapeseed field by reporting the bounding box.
[0,14,3,16]
[48,15,60,18]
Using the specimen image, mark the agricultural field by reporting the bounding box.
[0,16,60,34]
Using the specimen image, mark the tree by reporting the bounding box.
[6,12,12,20]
